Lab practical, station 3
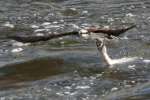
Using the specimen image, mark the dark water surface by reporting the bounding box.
[0,0,150,100]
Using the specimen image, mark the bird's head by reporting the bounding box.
[96,38,105,50]
[79,29,90,39]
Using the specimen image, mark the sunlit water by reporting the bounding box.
[0,0,150,100]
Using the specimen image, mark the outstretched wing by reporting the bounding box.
[87,25,136,37]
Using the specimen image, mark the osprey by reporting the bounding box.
[7,25,136,43]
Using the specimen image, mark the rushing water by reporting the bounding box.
[0,0,150,100]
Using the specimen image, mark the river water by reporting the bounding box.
[0,0,150,100]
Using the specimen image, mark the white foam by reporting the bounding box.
[12,42,30,47]
[128,65,136,70]
[70,24,80,29]
[43,87,51,91]
[44,25,60,28]
[11,48,23,53]
[121,36,129,40]
[52,21,58,24]
[126,13,135,17]
[56,92,64,96]
[30,24,39,29]
[111,87,118,91]
[34,29,46,32]
[36,33,44,36]
[75,85,90,89]
[70,8,77,11]
[108,57,138,65]
[143,59,150,63]
[103,25,110,29]
[3,22,14,28]
[82,10,88,14]
[41,22,51,26]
